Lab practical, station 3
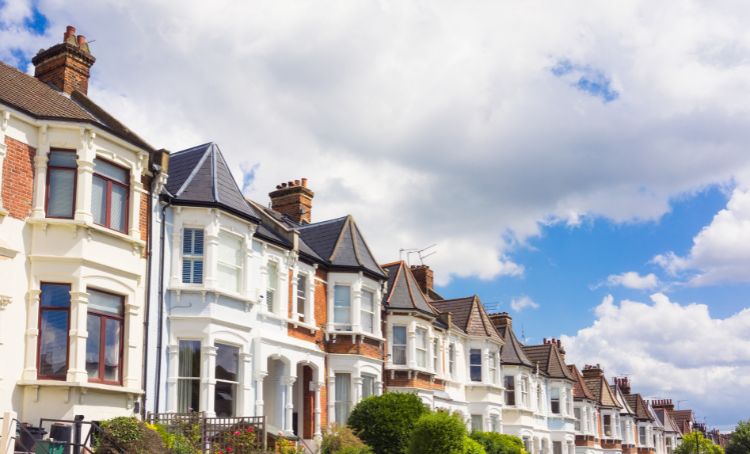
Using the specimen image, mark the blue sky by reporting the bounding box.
[2,0,749,430]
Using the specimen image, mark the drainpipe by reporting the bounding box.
[153,197,170,413]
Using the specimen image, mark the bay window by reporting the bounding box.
[37,283,71,380]
[392,326,407,365]
[182,228,204,284]
[471,415,483,433]
[360,289,374,333]
[470,349,482,382]
[504,376,516,405]
[574,408,581,431]
[266,261,278,312]
[489,352,497,383]
[217,232,242,293]
[448,343,455,375]
[335,373,351,424]
[296,274,307,322]
[416,328,427,368]
[521,376,530,406]
[85,289,124,384]
[214,343,239,417]
[92,158,129,232]
[603,414,612,437]
[362,373,376,399]
[177,340,201,413]
[432,338,439,372]
[46,150,76,218]
[551,387,561,414]
[333,285,351,330]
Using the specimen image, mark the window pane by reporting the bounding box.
[218,234,242,265]
[334,285,351,325]
[88,290,123,315]
[39,310,69,378]
[47,169,75,217]
[92,176,107,225]
[393,326,406,345]
[214,381,236,417]
[178,379,200,413]
[362,374,375,398]
[41,284,71,308]
[86,315,100,378]
[215,343,238,382]
[471,415,482,433]
[110,183,127,232]
[104,318,121,381]
[49,150,77,167]
[504,376,516,405]
[361,290,373,312]
[179,340,201,378]
[218,264,240,293]
[335,373,351,424]
[183,229,204,255]
[94,158,128,184]
[470,349,482,382]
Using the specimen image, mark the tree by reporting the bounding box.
[726,420,750,454]
[348,393,429,454]
[407,411,467,454]
[470,432,527,454]
[675,431,724,454]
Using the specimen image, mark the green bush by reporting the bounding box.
[147,423,200,454]
[349,393,428,454]
[321,425,372,454]
[407,411,467,454]
[464,437,487,454]
[726,421,750,454]
[95,417,166,453]
[470,432,526,454]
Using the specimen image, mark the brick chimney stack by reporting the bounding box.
[651,399,675,411]
[489,312,512,330]
[269,178,314,224]
[32,25,96,95]
[582,363,604,379]
[614,377,631,394]
[410,264,434,295]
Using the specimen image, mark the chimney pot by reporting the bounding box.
[281,182,287,188]
[294,179,300,186]
[301,178,308,187]
[77,35,86,46]
[64,26,76,42]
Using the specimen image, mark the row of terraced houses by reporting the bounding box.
[0,27,700,454]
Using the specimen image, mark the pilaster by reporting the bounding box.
[30,126,49,219]
[203,344,217,416]
[67,290,89,383]
[0,109,8,211]
[74,128,95,223]
[22,289,41,380]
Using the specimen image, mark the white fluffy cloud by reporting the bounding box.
[561,293,750,427]
[605,271,659,290]
[510,295,539,312]
[654,188,750,286]
[3,1,750,284]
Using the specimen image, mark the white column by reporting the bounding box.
[326,282,335,331]
[68,289,89,383]
[306,269,316,325]
[0,110,8,212]
[22,289,41,380]
[124,300,140,388]
[327,371,336,426]
[169,214,182,287]
[203,344,217,416]
[239,352,253,416]
[353,374,362,407]
[284,375,296,435]
[166,344,179,412]
[204,214,219,290]
[74,128,95,223]
[128,156,144,238]
[254,372,267,417]
[351,273,362,332]
[30,126,49,219]
[313,381,323,440]
[482,346,490,383]
[291,267,299,320]
[407,321,416,368]
[374,286,383,338]
[242,228,254,298]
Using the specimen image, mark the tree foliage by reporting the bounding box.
[470,432,527,454]
[348,393,429,454]
[675,432,724,454]
[726,420,750,454]
[407,411,467,454]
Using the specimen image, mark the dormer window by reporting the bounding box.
[296,274,307,322]
[392,326,407,365]
[92,158,129,233]
[360,289,374,333]
[182,229,204,284]
[333,285,351,330]
[46,149,77,219]
[415,328,427,368]
[266,262,278,312]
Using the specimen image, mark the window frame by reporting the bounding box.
[448,343,455,376]
[489,351,497,384]
[550,387,561,414]
[574,407,581,431]
[521,376,530,406]
[85,288,125,385]
[392,325,407,365]
[603,414,612,437]
[504,375,516,405]
[45,149,77,219]
[360,289,375,333]
[471,415,483,433]
[37,282,72,381]
[432,338,439,372]
[333,284,352,330]
[469,348,482,382]
[182,228,205,284]
[92,157,130,233]
[361,373,377,399]
[216,230,243,293]
[214,342,240,417]
[177,339,202,413]
[296,273,307,322]
[266,260,279,313]
[415,327,428,368]
[334,372,351,425]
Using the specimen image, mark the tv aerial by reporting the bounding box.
[399,244,437,265]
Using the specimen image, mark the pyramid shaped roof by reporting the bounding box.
[431,296,503,342]
[382,262,437,315]
[523,343,575,380]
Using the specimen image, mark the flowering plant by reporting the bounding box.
[213,425,257,454]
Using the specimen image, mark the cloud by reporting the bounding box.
[561,293,750,428]
[604,271,659,290]
[510,295,539,312]
[3,1,750,285]
[654,188,750,285]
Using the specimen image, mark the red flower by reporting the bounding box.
[234,430,241,436]
[247,427,254,433]
[227,447,233,453]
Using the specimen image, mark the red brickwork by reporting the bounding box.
[288,268,328,343]
[139,175,151,246]
[602,440,622,450]
[622,445,638,454]
[385,371,445,391]
[2,136,35,219]
[575,436,598,447]
[326,335,383,360]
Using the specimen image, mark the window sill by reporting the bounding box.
[326,329,384,343]
[466,382,504,392]
[27,217,145,248]
[18,379,143,394]
[170,286,257,306]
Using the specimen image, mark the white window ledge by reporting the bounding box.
[18,379,144,395]
[27,217,146,248]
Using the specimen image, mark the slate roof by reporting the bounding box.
[297,215,385,279]
[670,410,694,435]
[654,408,681,434]
[494,318,533,367]
[569,365,596,401]
[0,61,153,151]
[610,383,636,416]
[166,143,261,223]
[582,372,621,408]
[430,296,503,342]
[624,394,653,421]
[381,261,437,315]
[522,344,574,380]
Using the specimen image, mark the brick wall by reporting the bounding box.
[385,371,445,391]
[140,175,151,248]
[2,136,35,219]
[35,54,91,95]
[288,268,328,343]
[575,436,597,447]
[326,335,383,360]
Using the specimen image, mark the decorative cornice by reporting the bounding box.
[0,295,11,309]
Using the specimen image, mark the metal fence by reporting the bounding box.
[146,412,267,453]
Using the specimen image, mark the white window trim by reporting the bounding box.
[216,229,244,294]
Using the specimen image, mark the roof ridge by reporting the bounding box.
[297,215,349,229]
[171,142,215,156]
[386,262,404,304]
[211,143,219,202]
[350,220,386,276]
[174,145,212,197]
